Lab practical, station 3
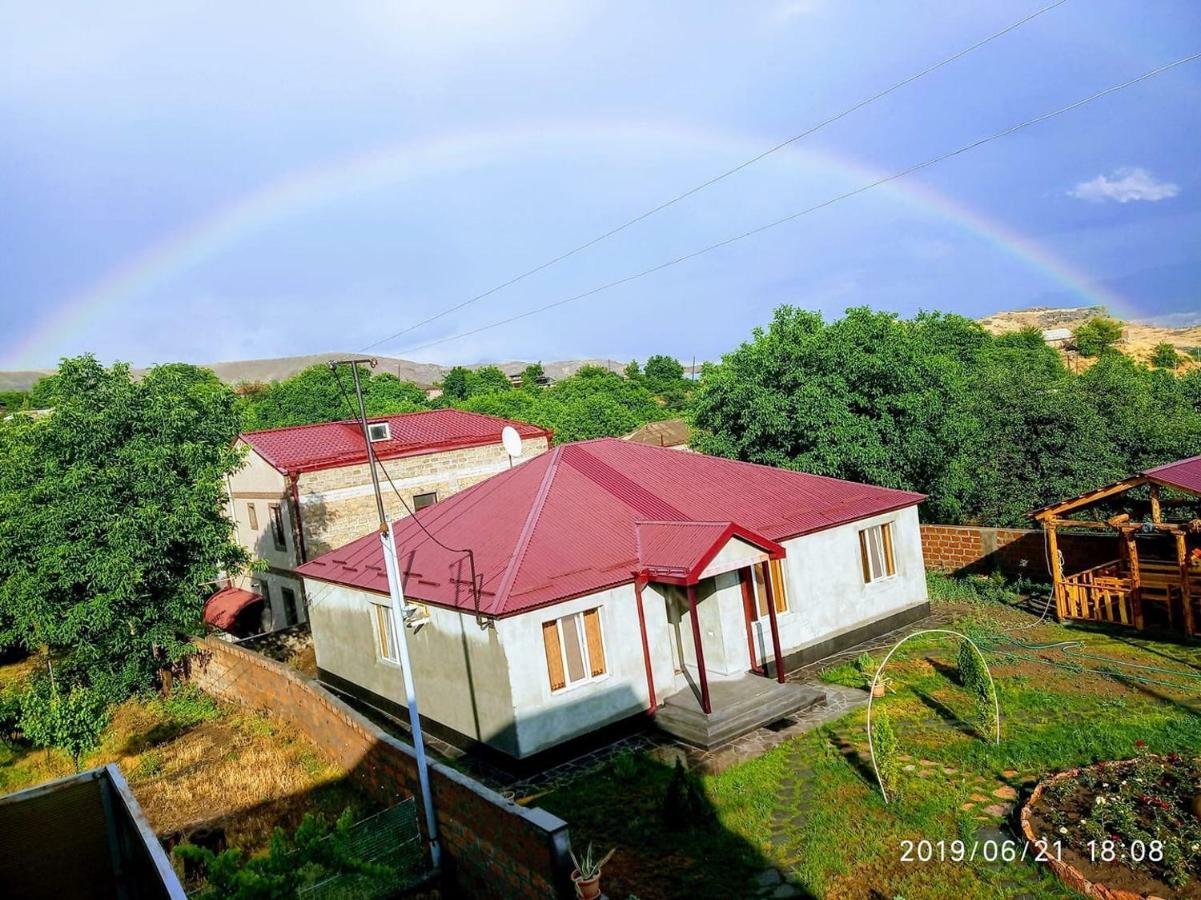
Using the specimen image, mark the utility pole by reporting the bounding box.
[331,358,441,868]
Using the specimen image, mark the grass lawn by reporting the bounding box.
[0,661,373,855]
[538,575,1201,899]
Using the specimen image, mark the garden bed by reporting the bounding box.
[1022,751,1201,898]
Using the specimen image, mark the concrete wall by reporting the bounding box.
[501,584,655,758]
[306,581,520,755]
[186,637,572,899]
[747,505,927,665]
[297,436,550,556]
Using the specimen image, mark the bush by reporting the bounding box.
[957,641,996,727]
[1150,342,1181,370]
[18,678,110,766]
[871,711,901,797]
[662,759,714,831]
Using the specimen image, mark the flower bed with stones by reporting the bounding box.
[1020,748,1201,898]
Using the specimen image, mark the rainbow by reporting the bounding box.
[7,122,1135,368]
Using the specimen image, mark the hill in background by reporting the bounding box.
[980,305,1201,366]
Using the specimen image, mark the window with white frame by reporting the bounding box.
[859,522,896,583]
[371,601,400,663]
[541,608,607,692]
[367,421,391,442]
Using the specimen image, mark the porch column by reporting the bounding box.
[686,584,711,715]
[1176,532,1195,637]
[1150,485,1162,524]
[633,579,657,714]
[739,568,763,674]
[761,561,786,684]
[1046,524,1065,620]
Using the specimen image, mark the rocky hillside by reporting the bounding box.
[980,306,1201,366]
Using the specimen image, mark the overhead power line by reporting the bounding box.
[392,52,1201,356]
[359,0,1070,352]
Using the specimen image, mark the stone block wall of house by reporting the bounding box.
[297,436,550,556]
[186,636,571,899]
[920,524,1114,578]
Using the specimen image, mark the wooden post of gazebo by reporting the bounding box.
[1046,523,1065,619]
[1176,531,1195,637]
[1123,526,1144,630]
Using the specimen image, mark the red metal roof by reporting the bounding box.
[634,521,783,584]
[204,587,262,631]
[239,409,553,474]
[1144,454,1201,495]
[297,438,924,617]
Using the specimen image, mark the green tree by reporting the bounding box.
[439,366,471,401]
[238,364,428,430]
[26,373,60,409]
[1150,342,1181,370]
[1073,316,1123,357]
[691,307,980,521]
[0,390,28,413]
[0,356,248,750]
[623,360,641,379]
[643,354,685,386]
[520,362,546,391]
[472,365,512,395]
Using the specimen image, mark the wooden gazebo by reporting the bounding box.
[1032,454,1201,637]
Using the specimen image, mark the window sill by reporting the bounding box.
[865,574,899,587]
[549,671,610,697]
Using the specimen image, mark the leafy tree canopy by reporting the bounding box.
[520,362,545,390]
[0,356,248,721]
[437,365,511,402]
[1073,316,1123,357]
[238,364,428,430]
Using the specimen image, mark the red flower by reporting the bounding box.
[1135,740,1146,748]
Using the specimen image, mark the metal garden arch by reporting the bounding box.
[866,629,1000,803]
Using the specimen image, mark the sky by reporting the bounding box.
[2,1,1199,371]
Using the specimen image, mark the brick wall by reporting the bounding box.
[920,524,1115,578]
[186,636,571,899]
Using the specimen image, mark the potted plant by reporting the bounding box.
[569,842,616,900]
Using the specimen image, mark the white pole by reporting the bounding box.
[380,524,441,867]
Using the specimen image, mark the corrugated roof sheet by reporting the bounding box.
[204,587,261,631]
[240,409,553,473]
[297,438,924,617]
[1144,454,1201,495]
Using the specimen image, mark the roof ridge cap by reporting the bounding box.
[486,446,563,615]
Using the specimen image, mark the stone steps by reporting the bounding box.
[654,676,826,749]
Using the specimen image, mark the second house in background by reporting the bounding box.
[212,409,553,634]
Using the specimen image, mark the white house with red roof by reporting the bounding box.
[209,409,552,636]
[297,438,929,757]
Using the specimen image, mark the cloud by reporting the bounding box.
[1069,167,1180,204]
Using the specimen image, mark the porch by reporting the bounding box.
[631,520,828,748]
[654,671,825,749]
[1034,457,1201,637]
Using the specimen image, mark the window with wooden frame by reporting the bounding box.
[268,503,287,551]
[413,491,437,511]
[750,559,789,620]
[859,522,896,583]
[247,503,258,530]
[371,602,400,663]
[541,608,607,692]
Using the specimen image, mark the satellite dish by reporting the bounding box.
[501,425,524,459]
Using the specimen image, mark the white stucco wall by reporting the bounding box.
[747,505,927,665]
[305,580,520,754]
